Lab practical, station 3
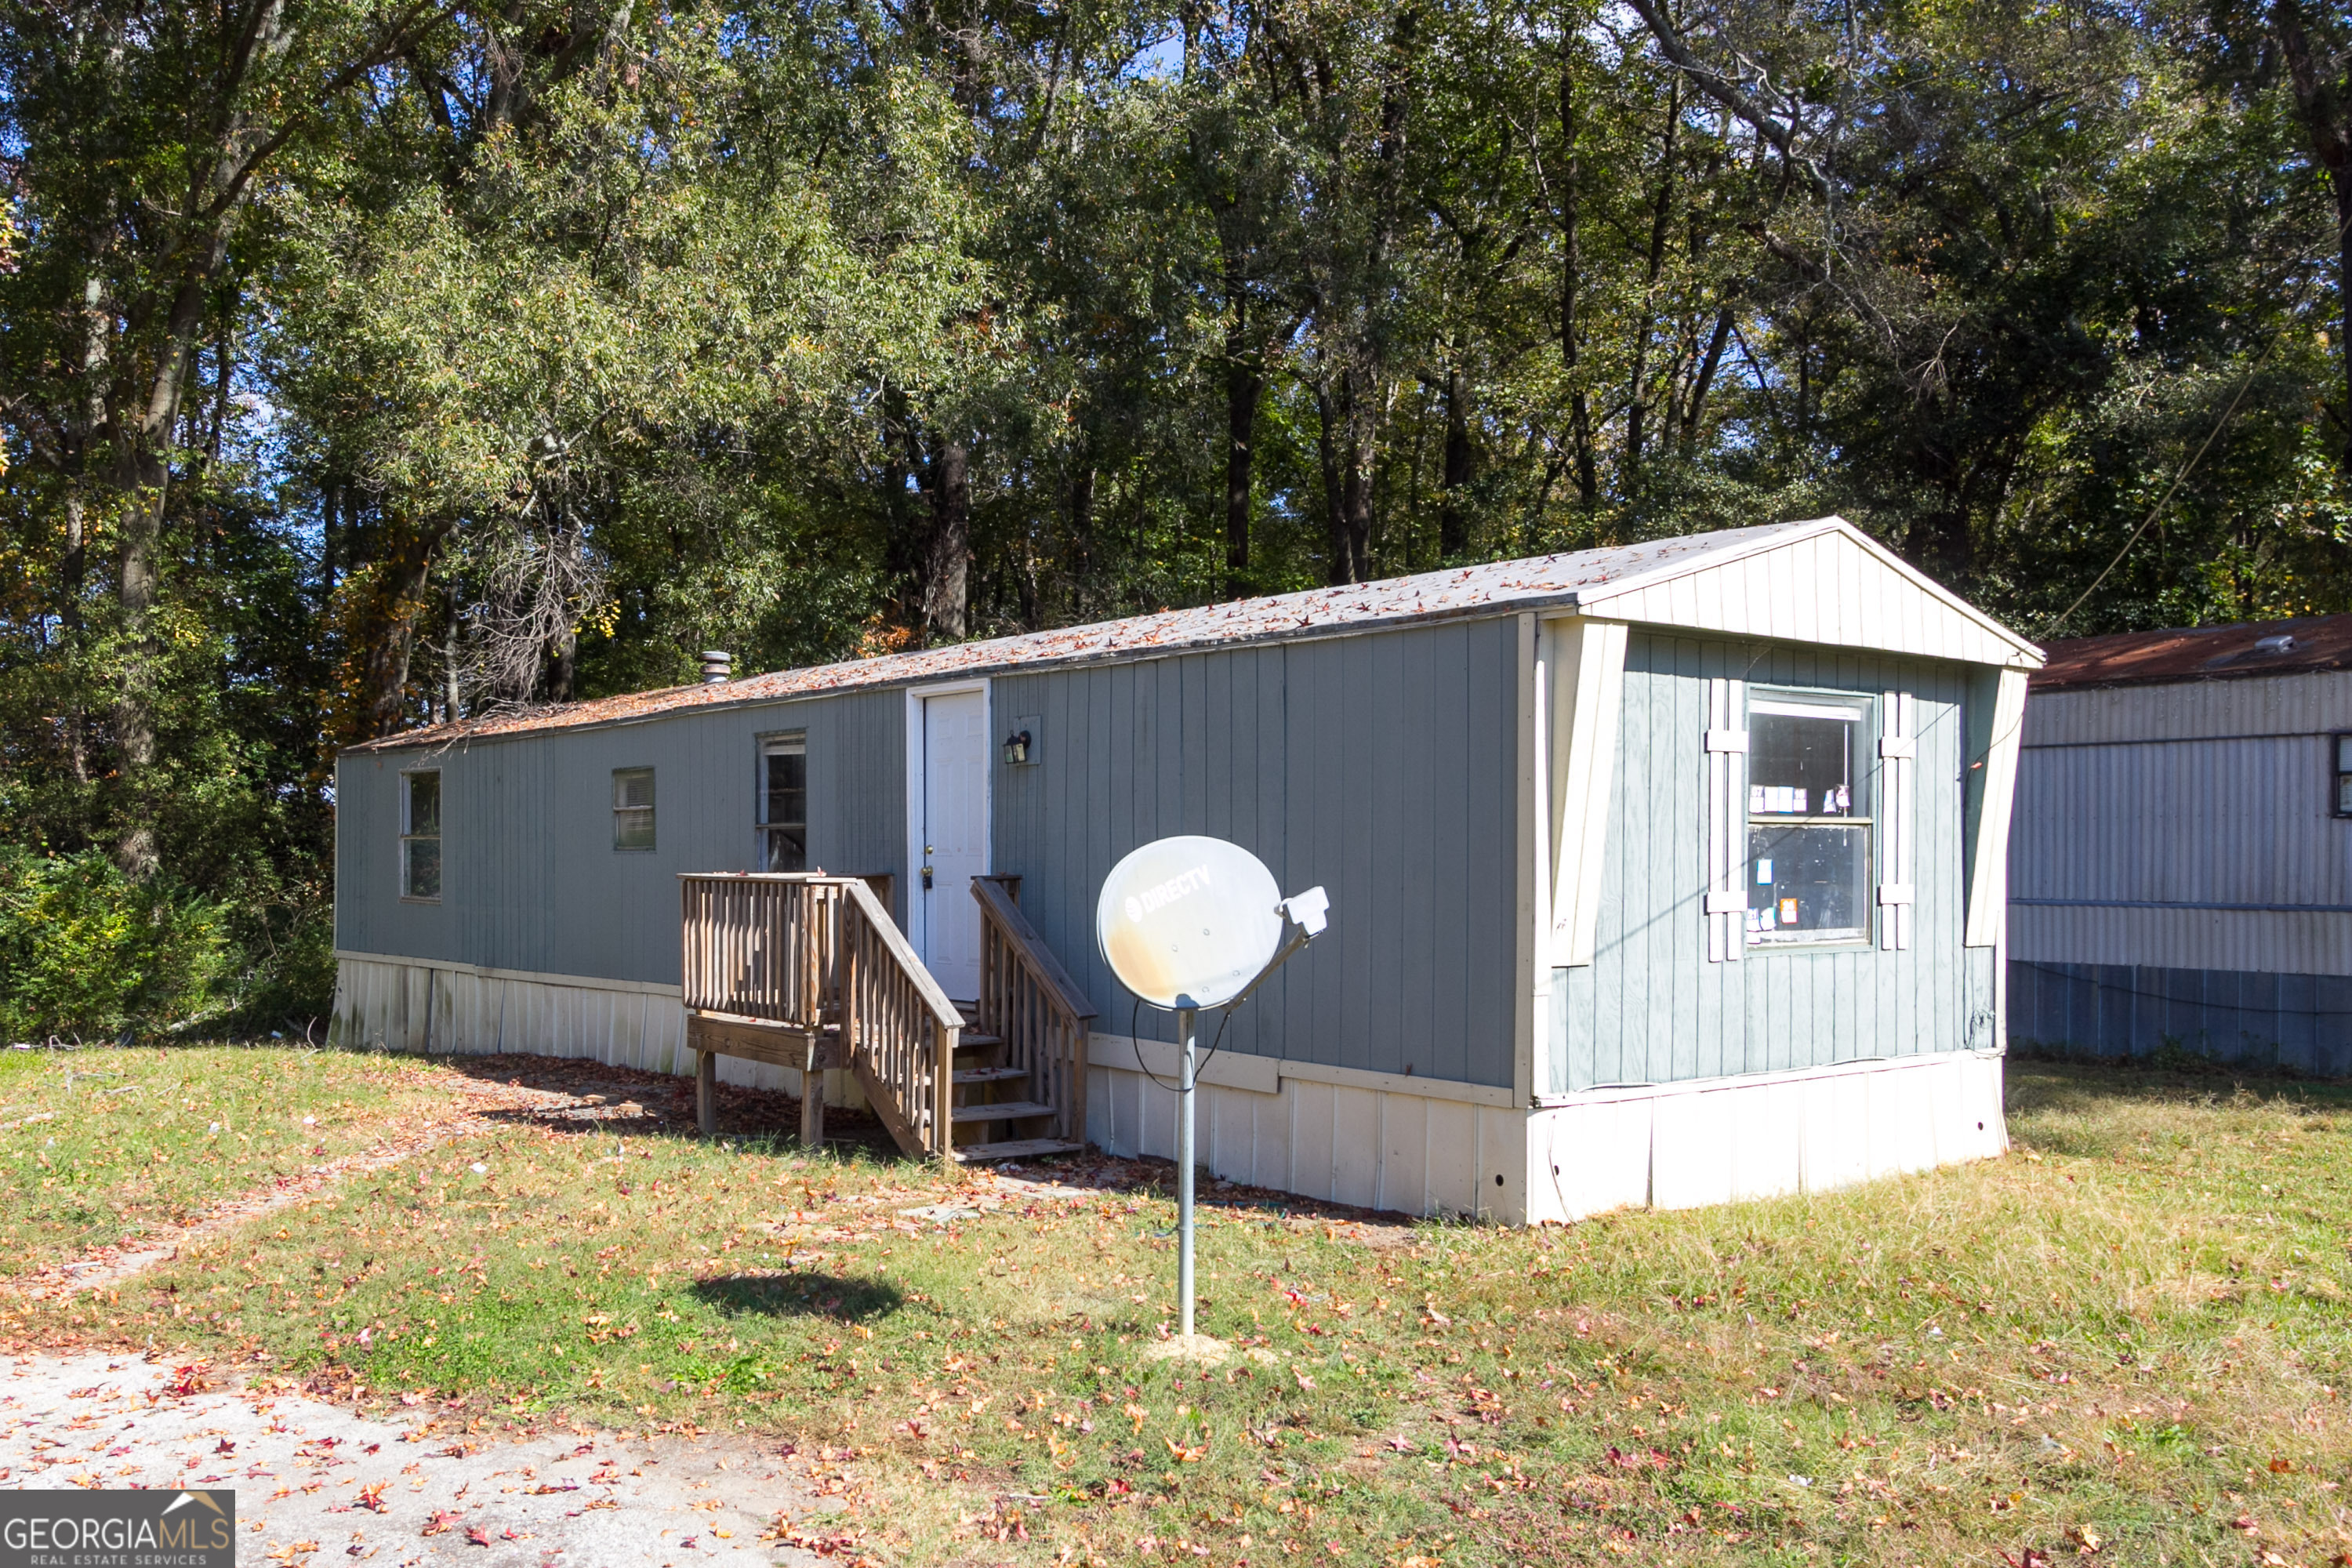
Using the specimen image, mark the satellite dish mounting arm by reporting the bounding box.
[1218,887,1330,1013]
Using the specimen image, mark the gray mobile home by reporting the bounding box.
[2008,614,2352,1071]
[333,516,2040,1223]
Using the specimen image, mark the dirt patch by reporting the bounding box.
[0,1350,848,1563]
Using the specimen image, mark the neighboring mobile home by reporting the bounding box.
[332,516,2040,1224]
[2008,614,2352,1072]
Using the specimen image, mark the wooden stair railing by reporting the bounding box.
[968,876,1097,1153]
[678,873,964,1160]
[832,876,963,1160]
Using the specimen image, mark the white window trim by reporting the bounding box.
[1740,688,1875,950]
[399,768,443,904]
[757,729,809,872]
[612,766,656,853]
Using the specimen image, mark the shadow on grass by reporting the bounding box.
[689,1270,905,1323]
[2008,1058,2352,1116]
[417,1051,906,1156]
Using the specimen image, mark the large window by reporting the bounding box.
[2336,735,2352,818]
[760,732,807,871]
[1745,696,1870,946]
[613,768,656,851]
[401,770,441,901]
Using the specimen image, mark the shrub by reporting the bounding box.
[0,848,232,1041]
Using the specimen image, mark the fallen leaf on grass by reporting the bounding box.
[1163,1437,1205,1463]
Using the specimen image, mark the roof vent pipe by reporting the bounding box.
[700,650,733,684]
[2254,634,2297,655]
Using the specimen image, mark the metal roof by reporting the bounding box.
[2034,612,2352,691]
[350,516,2034,752]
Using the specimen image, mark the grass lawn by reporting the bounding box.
[11,1050,2352,1566]
[0,1043,481,1279]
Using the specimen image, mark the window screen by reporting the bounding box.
[1746,698,1870,945]
[401,771,441,901]
[613,768,655,851]
[760,733,807,872]
[2338,735,2352,818]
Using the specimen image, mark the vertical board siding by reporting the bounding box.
[1552,634,1977,1094]
[993,618,1520,1090]
[335,689,908,989]
[1584,526,2026,668]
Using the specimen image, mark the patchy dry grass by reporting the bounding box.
[0,1043,473,1278]
[13,1051,2352,1567]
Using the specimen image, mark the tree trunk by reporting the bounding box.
[1316,376,1375,585]
[1315,382,1351,583]
[1681,307,1735,451]
[111,438,177,880]
[1225,325,1264,598]
[922,438,971,641]
[544,626,578,704]
[1624,77,1682,484]
[2273,0,2352,470]
[1439,365,1472,557]
[344,520,446,743]
[1560,24,1598,508]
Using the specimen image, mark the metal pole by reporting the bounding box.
[1176,1004,1197,1340]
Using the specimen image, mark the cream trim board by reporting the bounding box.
[1542,616,1628,967]
[332,949,681,998]
[1513,613,1539,1109]
[1573,516,2045,669]
[1089,1033,1279,1094]
[1965,667,2029,948]
[1533,1047,2005,1109]
[1085,1032,1519,1109]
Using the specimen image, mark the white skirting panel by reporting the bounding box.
[1525,1051,2008,1225]
[1083,1062,1529,1223]
[328,953,862,1106]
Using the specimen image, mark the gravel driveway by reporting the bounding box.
[0,1352,840,1566]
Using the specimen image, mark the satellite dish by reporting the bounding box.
[1096,836,1285,1010]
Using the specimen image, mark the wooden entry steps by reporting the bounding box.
[678,871,1093,1165]
[943,999,1084,1162]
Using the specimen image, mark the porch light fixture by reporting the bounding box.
[1003,728,1033,765]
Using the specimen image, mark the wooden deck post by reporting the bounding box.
[800,1045,826,1150]
[696,1047,717,1137]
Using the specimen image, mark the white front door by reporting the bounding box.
[917,689,989,1000]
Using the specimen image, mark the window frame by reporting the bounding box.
[758,731,808,872]
[2336,735,2352,819]
[612,766,656,851]
[1744,691,1874,949]
[400,768,443,903]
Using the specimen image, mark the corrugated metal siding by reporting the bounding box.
[333,688,907,985]
[2009,673,2352,976]
[2024,669,2352,745]
[2009,960,2352,1074]
[990,617,1522,1090]
[1549,634,1987,1091]
[1586,526,2031,670]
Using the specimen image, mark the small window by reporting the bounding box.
[2336,735,2352,818]
[613,768,656,851]
[401,770,442,901]
[1746,697,1870,945]
[760,732,807,871]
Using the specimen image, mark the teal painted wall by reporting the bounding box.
[1548,633,1997,1092]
